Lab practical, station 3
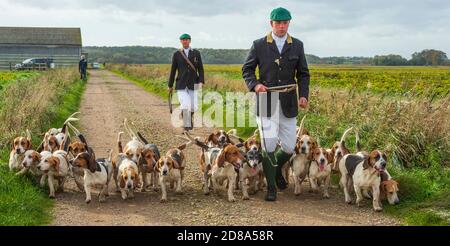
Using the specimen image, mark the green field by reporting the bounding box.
[108,64,450,225]
[0,71,37,92]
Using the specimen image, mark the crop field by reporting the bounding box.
[0,71,37,92]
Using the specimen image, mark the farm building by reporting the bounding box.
[0,27,82,69]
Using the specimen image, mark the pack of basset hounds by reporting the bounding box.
[9,113,399,211]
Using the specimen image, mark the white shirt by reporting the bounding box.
[183,47,190,57]
[271,32,287,54]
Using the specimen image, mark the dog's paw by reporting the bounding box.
[242,196,250,200]
[85,199,91,204]
[374,206,383,212]
[323,193,330,199]
[228,197,236,202]
[160,198,167,203]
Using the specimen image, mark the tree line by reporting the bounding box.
[83,46,449,66]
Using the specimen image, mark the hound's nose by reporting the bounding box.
[394,199,400,205]
[15,149,20,154]
[301,147,306,153]
[320,158,325,164]
[127,184,132,189]
[162,170,168,175]
[219,136,226,142]
[381,162,386,168]
[251,146,257,151]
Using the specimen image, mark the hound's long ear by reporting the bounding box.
[225,134,234,145]
[119,176,125,188]
[206,133,215,144]
[363,157,370,170]
[217,150,226,168]
[243,140,250,151]
[326,151,334,164]
[138,152,146,166]
[137,132,149,145]
[235,142,244,148]
[171,157,180,169]
[87,153,97,173]
[154,159,161,172]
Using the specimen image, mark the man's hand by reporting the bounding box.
[168,87,173,93]
[254,84,268,93]
[299,97,308,109]
[197,83,203,89]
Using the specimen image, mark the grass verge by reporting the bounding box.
[0,69,86,225]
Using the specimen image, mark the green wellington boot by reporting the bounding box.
[274,148,293,190]
[261,151,278,201]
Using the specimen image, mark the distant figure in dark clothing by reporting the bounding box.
[79,55,87,80]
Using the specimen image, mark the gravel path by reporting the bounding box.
[51,70,400,226]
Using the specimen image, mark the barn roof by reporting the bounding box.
[0,27,82,46]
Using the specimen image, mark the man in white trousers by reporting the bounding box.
[242,7,310,201]
[168,33,205,131]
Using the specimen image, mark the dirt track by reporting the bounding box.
[51,70,399,225]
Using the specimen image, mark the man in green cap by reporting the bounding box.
[169,33,205,131]
[242,7,310,201]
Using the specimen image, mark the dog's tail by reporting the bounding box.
[59,128,70,151]
[63,112,80,131]
[43,132,50,151]
[355,129,361,153]
[297,115,307,138]
[339,127,353,150]
[123,118,138,140]
[64,112,80,124]
[25,129,31,141]
[177,132,206,150]
[137,131,149,145]
[66,121,81,136]
[107,149,113,163]
[117,132,124,153]
[251,128,260,139]
[227,129,245,144]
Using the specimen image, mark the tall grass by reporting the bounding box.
[0,68,86,225]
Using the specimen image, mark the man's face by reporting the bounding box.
[180,39,191,48]
[271,20,290,37]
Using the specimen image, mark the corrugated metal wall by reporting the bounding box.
[0,45,81,70]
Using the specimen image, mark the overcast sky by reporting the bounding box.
[1,0,449,57]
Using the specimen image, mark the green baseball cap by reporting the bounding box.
[270,7,292,21]
[179,33,191,40]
